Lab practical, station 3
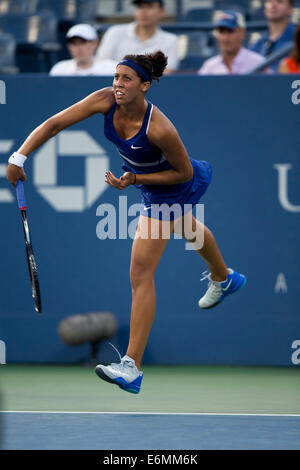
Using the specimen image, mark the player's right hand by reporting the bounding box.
[6,163,26,187]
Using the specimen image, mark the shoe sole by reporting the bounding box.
[95,367,141,394]
[200,277,247,310]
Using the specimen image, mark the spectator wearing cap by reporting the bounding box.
[96,0,178,74]
[50,24,117,76]
[250,0,296,72]
[198,11,267,75]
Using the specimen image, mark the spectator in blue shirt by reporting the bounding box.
[251,0,296,72]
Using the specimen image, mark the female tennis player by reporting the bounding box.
[6,51,246,394]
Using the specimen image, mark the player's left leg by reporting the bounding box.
[179,213,246,309]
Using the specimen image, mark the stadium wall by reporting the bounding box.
[0,75,299,365]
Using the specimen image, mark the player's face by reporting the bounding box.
[264,0,293,21]
[216,27,246,55]
[113,65,150,104]
[134,2,165,27]
[67,37,98,61]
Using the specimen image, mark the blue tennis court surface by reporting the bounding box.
[1,412,299,450]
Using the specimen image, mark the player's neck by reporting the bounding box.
[118,98,148,120]
[135,24,158,41]
[268,18,289,41]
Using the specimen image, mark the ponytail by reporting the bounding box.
[123,51,168,82]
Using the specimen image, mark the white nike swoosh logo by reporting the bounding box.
[131,145,143,149]
[143,206,151,211]
[222,279,232,291]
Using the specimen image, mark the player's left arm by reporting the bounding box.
[145,107,194,184]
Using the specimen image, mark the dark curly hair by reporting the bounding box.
[122,50,168,82]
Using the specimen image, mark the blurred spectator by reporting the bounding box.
[250,0,296,72]
[50,24,117,76]
[96,0,178,74]
[198,11,266,75]
[278,23,300,72]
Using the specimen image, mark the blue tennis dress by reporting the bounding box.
[104,100,212,220]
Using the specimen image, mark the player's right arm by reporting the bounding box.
[6,87,115,186]
[19,87,114,156]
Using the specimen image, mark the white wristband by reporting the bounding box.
[8,152,28,168]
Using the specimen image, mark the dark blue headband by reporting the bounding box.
[117,59,152,83]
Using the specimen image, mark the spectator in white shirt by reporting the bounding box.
[199,11,267,75]
[96,0,179,74]
[50,24,117,76]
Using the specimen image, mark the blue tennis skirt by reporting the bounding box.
[139,159,212,221]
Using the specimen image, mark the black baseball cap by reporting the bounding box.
[132,0,164,6]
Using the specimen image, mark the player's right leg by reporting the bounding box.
[95,215,174,393]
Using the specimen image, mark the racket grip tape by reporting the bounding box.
[16,180,27,210]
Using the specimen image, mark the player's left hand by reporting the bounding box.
[105,171,135,190]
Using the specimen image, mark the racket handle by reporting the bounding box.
[16,180,27,210]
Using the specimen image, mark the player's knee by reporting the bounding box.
[130,262,154,288]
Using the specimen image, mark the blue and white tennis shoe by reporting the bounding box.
[198,268,246,309]
[95,354,143,394]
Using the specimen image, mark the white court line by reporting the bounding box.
[1,411,300,417]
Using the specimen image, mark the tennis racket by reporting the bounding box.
[16,180,42,313]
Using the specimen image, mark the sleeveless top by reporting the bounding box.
[104,99,213,214]
[284,57,300,73]
[104,100,173,175]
